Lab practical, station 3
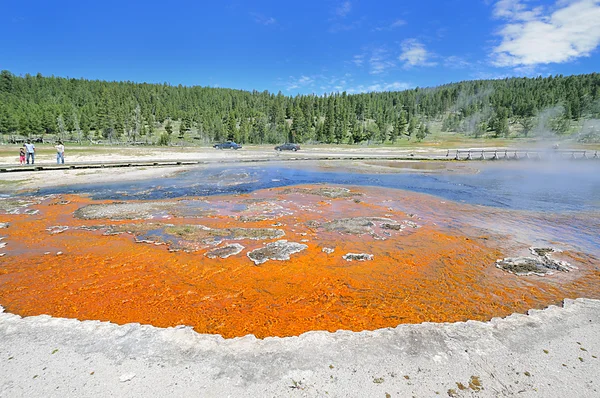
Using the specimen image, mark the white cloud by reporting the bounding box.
[390,19,406,28]
[398,39,437,68]
[492,0,600,67]
[335,1,352,18]
[285,75,315,91]
[493,0,543,21]
[278,73,411,95]
[328,1,362,33]
[444,56,471,69]
[369,48,396,74]
[373,18,406,31]
[352,54,365,66]
[250,12,276,25]
[346,81,413,93]
[368,81,412,92]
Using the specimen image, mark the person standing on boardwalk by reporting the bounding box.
[19,147,26,165]
[24,140,35,164]
[55,140,65,164]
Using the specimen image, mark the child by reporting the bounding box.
[19,147,25,165]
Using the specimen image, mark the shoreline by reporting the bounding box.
[1,299,599,397]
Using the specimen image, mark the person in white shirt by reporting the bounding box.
[55,141,65,164]
[23,140,35,164]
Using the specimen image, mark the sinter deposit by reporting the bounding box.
[496,247,576,276]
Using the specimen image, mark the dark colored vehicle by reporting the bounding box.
[213,141,242,150]
[274,143,300,151]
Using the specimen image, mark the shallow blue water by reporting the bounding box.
[33,162,600,213]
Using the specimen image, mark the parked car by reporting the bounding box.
[274,143,300,151]
[213,141,242,150]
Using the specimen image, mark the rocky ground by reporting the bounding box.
[1,299,599,397]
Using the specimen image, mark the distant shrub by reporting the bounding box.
[157,132,171,146]
[577,120,600,143]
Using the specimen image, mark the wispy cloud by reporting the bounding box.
[346,81,413,94]
[281,73,356,94]
[335,1,352,18]
[352,47,398,74]
[491,0,600,67]
[470,71,514,81]
[369,48,396,74]
[250,12,276,26]
[398,39,437,68]
[390,19,406,28]
[280,73,411,94]
[329,19,363,33]
[352,54,365,67]
[373,18,406,32]
[367,81,412,92]
[493,0,543,21]
[285,75,315,91]
[328,1,362,33]
[444,55,471,69]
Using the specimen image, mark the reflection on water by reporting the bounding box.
[36,162,600,212]
[31,161,600,255]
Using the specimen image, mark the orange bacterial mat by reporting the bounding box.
[0,185,599,338]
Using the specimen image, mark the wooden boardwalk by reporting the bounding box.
[0,149,598,173]
[448,149,599,161]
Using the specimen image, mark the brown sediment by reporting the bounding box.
[0,185,599,339]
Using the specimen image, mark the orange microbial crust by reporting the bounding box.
[0,185,599,339]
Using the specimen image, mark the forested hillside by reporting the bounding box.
[1,70,599,145]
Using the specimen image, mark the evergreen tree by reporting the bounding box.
[391,112,407,142]
[157,132,170,146]
[291,105,303,143]
[491,109,509,137]
[351,120,364,144]
[165,119,173,135]
[253,115,267,144]
[132,104,141,143]
[549,115,570,134]
[227,112,237,141]
[178,121,186,139]
[0,104,18,136]
[148,114,156,139]
[80,113,90,141]
[416,123,426,141]
[239,116,250,144]
[519,116,534,137]
[376,118,387,143]
[0,70,598,146]
[407,117,417,140]
[70,109,80,143]
[42,107,57,134]
[323,97,335,143]
[97,89,115,141]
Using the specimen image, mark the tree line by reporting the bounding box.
[0,70,599,145]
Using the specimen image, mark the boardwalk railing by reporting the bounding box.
[447,149,599,161]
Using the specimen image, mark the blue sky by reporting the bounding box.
[2,0,599,94]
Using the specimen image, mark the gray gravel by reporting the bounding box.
[1,299,599,397]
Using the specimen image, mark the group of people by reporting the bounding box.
[19,140,65,165]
